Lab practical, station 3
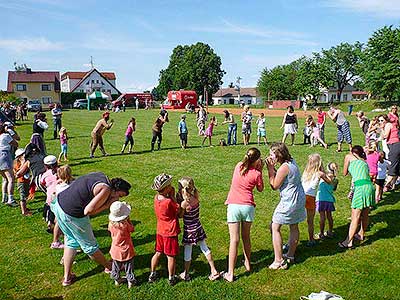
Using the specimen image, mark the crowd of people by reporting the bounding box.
[1,103,399,289]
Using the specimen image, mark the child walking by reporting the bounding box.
[149,173,181,286]
[178,115,188,149]
[256,113,267,145]
[303,115,313,145]
[202,116,218,147]
[176,177,219,281]
[310,121,328,149]
[58,127,68,163]
[13,148,31,216]
[316,162,338,239]
[121,118,136,154]
[376,152,389,203]
[302,153,329,246]
[108,201,137,288]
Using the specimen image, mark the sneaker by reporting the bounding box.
[179,272,191,281]
[128,278,138,288]
[2,198,7,204]
[268,260,288,270]
[6,200,18,207]
[148,272,158,283]
[50,241,64,249]
[283,253,295,263]
[168,275,178,286]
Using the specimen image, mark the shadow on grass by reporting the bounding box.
[32,297,64,300]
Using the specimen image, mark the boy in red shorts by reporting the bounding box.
[149,173,181,286]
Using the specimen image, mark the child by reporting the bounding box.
[178,114,188,149]
[310,121,328,149]
[121,118,136,154]
[376,152,389,203]
[58,127,68,163]
[302,153,329,246]
[303,115,313,145]
[108,201,137,288]
[202,116,217,147]
[176,177,219,281]
[256,113,267,145]
[55,165,74,195]
[149,173,181,286]
[13,148,31,216]
[366,141,380,183]
[316,162,338,239]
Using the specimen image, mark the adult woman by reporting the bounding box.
[31,112,48,155]
[222,110,237,145]
[265,142,306,269]
[339,146,375,248]
[223,148,264,282]
[52,172,131,286]
[388,105,399,128]
[241,105,252,145]
[0,124,18,206]
[151,109,168,151]
[379,115,400,190]
[90,112,114,158]
[316,107,327,142]
[280,106,298,146]
[328,105,352,152]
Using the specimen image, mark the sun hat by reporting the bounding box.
[109,201,131,222]
[15,148,25,158]
[151,173,173,191]
[43,155,57,165]
[4,121,13,127]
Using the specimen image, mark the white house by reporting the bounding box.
[319,84,355,102]
[61,68,120,95]
[212,87,262,105]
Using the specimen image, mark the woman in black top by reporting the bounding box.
[280,106,298,146]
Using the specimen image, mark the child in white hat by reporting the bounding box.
[13,148,31,216]
[108,201,137,288]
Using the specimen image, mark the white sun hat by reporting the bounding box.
[43,155,57,165]
[109,201,131,222]
[15,148,25,158]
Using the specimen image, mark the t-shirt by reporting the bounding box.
[0,133,12,151]
[366,152,380,175]
[14,160,29,183]
[125,124,134,137]
[377,160,389,179]
[108,219,135,261]
[41,169,57,204]
[178,120,188,134]
[302,174,320,197]
[316,180,336,203]
[256,118,266,129]
[60,133,67,145]
[335,111,346,126]
[317,111,326,125]
[225,162,263,207]
[51,108,62,120]
[154,195,180,237]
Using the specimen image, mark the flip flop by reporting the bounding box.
[220,271,234,283]
[338,241,354,249]
[208,273,220,281]
[354,234,364,241]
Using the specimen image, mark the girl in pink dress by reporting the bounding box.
[202,116,218,147]
[311,122,328,149]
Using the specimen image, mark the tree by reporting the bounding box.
[317,42,363,102]
[362,25,400,100]
[155,42,225,104]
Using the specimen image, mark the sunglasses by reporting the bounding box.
[379,119,385,122]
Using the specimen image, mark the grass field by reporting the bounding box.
[0,108,399,300]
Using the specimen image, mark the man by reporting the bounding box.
[51,103,62,139]
[90,111,114,158]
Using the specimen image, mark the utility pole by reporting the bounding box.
[90,56,94,69]
[236,76,242,107]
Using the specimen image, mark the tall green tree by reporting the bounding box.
[156,43,225,103]
[362,25,400,100]
[317,42,363,102]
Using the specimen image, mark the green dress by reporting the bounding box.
[349,159,375,209]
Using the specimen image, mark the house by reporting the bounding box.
[319,85,355,102]
[7,68,60,103]
[352,90,369,100]
[61,68,120,96]
[212,87,262,105]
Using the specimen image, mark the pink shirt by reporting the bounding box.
[387,123,400,144]
[125,124,134,136]
[366,151,380,175]
[108,219,135,261]
[317,111,326,125]
[41,169,57,204]
[388,112,399,126]
[225,162,263,207]
[60,133,67,145]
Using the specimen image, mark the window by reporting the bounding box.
[86,81,89,85]
[247,99,251,104]
[343,94,348,101]
[41,84,51,91]
[80,89,84,92]
[42,97,52,104]
[101,81,105,85]
[107,89,111,93]
[16,84,26,91]
[91,80,95,84]
[96,80,99,83]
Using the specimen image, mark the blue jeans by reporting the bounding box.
[227,124,237,145]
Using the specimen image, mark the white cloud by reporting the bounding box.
[0,37,64,52]
[323,0,400,18]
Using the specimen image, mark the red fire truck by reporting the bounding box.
[163,90,198,109]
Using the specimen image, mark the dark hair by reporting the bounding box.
[240,148,261,175]
[110,178,131,195]
[351,145,366,160]
[270,142,292,163]
[224,110,230,118]
[129,117,136,130]
[287,106,294,113]
[378,114,389,123]
[37,113,46,120]
[0,124,5,134]
[24,143,41,159]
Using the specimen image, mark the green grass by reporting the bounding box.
[0,109,399,300]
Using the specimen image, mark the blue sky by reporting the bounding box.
[1,0,399,92]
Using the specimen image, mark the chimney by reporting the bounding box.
[26,68,32,74]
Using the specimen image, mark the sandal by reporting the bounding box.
[338,241,354,249]
[179,272,191,281]
[220,271,234,282]
[324,231,335,239]
[354,234,364,241]
[62,273,77,287]
[208,273,220,281]
[268,260,288,270]
[282,254,295,263]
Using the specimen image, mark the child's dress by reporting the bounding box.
[204,122,215,137]
[182,203,207,245]
[108,219,136,283]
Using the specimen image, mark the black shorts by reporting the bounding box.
[388,142,400,176]
[375,179,385,187]
[43,203,55,225]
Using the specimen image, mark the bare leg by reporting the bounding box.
[290,134,295,145]
[241,221,252,272]
[4,170,14,197]
[287,224,300,258]
[226,222,240,281]
[282,133,288,144]
[319,211,326,236]
[52,221,63,243]
[63,247,77,281]
[357,208,370,240]
[88,249,111,270]
[326,211,334,234]
[166,255,176,277]
[341,208,362,247]
[205,252,218,276]
[337,142,342,152]
[306,208,315,241]
[150,252,162,272]
[271,222,283,263]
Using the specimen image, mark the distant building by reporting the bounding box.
[61,68,120,96]
[7,68,60,103]
[319,85,370,102]
[212,87,262,105]
[352,90,369,100]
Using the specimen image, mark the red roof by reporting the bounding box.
[7,70,60,92]
[61,71,116,81]
[213,87,259,97]
[352,91,368,95]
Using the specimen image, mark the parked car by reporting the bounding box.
[27,100,42,112]
[73,99,88,109]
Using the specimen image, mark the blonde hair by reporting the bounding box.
[177,177,198,203]
[57,165,74,184]
[59,127,67,138]
[240,148,261,175]
[368,141,377,152]
[327,162,339,190]
[302,153,323,182]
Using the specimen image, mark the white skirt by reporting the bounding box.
[284,124,297,135]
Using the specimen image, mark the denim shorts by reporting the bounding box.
[227,204,255,223]
[60,143,68,154]
[52,199,99,255]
